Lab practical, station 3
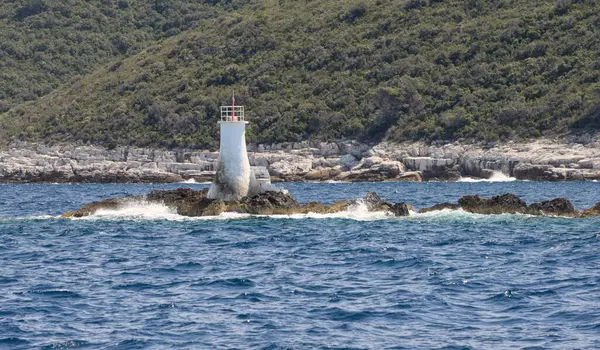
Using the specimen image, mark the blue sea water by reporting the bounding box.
[0,181,600,349]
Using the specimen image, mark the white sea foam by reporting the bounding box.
[407,208,536,222]
[75,199,391,222]
[11,205,565,223]
[76,202,546,222]
[63,197,569,223]
[179,179,211,184]
[264,200,393,221]
[458,171,516,182]
[89,201,182,220]
[82,202,250,221]
[0,215,57,222]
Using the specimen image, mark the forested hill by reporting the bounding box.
[1,0,599,149]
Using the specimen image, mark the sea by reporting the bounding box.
[1,180,599,349]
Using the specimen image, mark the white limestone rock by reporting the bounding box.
[269,158,313,176]
[403,157,454,171]
[338,154,358,170]
[318,142,340,157]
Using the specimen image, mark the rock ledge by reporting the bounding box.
[62,189,600,219]
[62,189,410,218]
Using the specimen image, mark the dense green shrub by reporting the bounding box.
[1,0,600,148]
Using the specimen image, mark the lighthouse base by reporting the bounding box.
[208,166,271,201]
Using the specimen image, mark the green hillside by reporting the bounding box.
[1,0,600,149]
[0,0,245,111]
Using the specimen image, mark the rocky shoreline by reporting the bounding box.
[62,188,600,219]
[62,189,410,218]
[2,138,600,183]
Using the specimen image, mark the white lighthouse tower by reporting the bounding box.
[207,93,256,201]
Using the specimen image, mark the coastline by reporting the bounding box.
[1,138,600,184]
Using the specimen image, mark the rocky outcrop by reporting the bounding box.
[581,203,600,217]
[527,198,576,216]
[362,192,410,216]
[61,197,144,218]
[62,189,410,218]
[458,193,527,214]
[4,137,600,183]
[423,193,594,217]
[62,188,600,219]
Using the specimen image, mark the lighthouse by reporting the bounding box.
[207,93,259,201]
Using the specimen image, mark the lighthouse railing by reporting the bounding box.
[220,106,245,122]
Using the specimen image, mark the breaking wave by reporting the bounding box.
[71,199,391,222]
[458,171,516,182]
[4,199,579,224]
[1,207,572,224]
[87,201,182,220]
[407,208,537,223]
[267,200,392,221]
[179,179,211,184]
[65,200,561,223]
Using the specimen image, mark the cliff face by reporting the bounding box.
[2,138,600,183]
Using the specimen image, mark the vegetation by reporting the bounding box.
[1,0,600,149]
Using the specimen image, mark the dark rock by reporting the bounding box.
[581,202,600,217]
[527,198,575,216]
[300,200,353,214]
[418,202,461,213]
[363,192,382,207]
[147,187,212,216]
[147,187,209,203]
[359,192,409,216]
[454,193,582,217]
[61,197,141,218]
[390,203,410,216]
[241,191,300,209]
[62,189,409,218]
[458,193,527,214]
[62,188,600,219]
[513,163,556,181]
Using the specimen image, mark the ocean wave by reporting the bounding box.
[406,208,537,222]
[458,171,517,182]
[73,200,393,222]
[74,201,554,223]
[179,178,211,184]
[3,200,581,223]
[0,215,57,222]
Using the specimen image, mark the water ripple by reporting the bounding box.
[1,183,600,348]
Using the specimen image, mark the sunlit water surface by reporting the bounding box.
[1,182,599,349]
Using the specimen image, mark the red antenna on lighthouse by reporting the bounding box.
[220,91,244,122]
[231,90,236,122]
